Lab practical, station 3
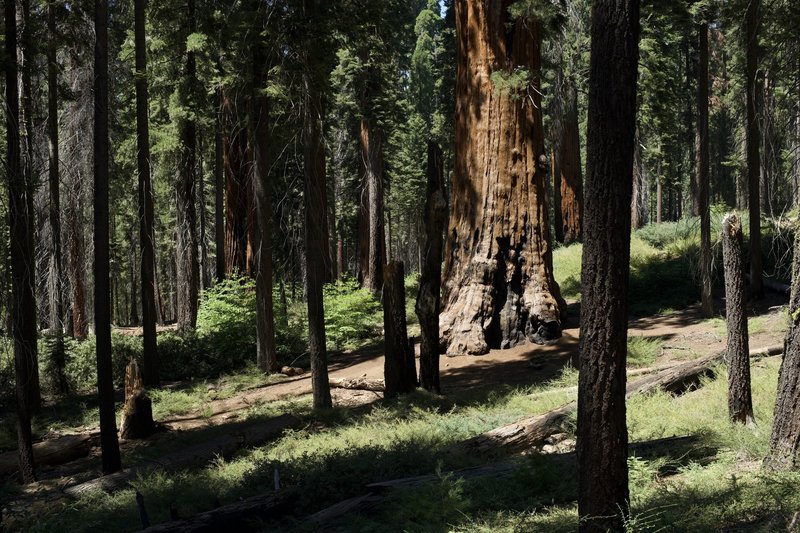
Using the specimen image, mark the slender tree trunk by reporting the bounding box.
[359,118,385,294]
[198,133,209,290]
[6,0,36,484]
[442,0,565,356]
[745,0,763,299]
[303,40,332,409]
[175,0,200,331]
[556,79,583,244]
[384,261,416,397]
[721,214,754,425]
[698,22,713,318]
[215,89,226,283]
[18,0,40,412]
[631,126,647,229]
[767,215,800,468]
[47,0,68,394]
[135,0,159,386]
[252,41,278,374]
[416,142,447,393]
[656,179,663,224]
[94,0,122,475]
[577,0,640,530]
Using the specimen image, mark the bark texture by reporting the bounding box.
[94,0,122,475]
[441,0,565,356]
[252,44,278,373]
[135,0,159,386]
[554,79,583,245]
[175,0,200,331]
[767,222,800,468]
[721,214,754,425]
[698,23,713,318]
[358,118,385,293]
[6,0,36,484]
[214,89,226,282]
[383,262,416,397]
[745,0,763,299]
[416,142,448,393]
[577,0,640,530]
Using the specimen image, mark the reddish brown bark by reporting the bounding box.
[441,0,565,356]
[358,118,385,294]
[554,80,583,245]
[222,92,254,278]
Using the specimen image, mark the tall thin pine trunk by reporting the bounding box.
[577,0,640,530]
[135,0,159,386]
[6,0,36,484]
[175,0,200,330]
[745,0,763,299]
[47,0,68,394]
[94,0,122,475]
[698,22,713,318]
[214,88,226,282]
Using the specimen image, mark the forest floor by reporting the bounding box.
[1,283,793,532]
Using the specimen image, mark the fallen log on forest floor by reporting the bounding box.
[141,489,295,532]
[63,414,302,498]
[0,434,98,477]
[457,344,783,455]
[329,377,385,392]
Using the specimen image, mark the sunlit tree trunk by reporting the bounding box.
[358,117,385,293]
[745,0,763,299]
[441,0,565,356]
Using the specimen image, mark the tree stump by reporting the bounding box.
[383,261,416,397]
[721,213,754,425]
[119,360,156,440]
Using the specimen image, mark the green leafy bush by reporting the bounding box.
[323,278,382,350]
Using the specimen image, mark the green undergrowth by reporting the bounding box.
[18,359,800,532]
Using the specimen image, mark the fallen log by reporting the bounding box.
[63,414,302,498]
[329,377,385,392]
[0,434,96,476]
[142,490,294,532]
[459,345,783,455]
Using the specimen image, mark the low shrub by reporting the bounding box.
[323,278,382,350]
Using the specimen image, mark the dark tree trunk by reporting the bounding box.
[555,79,583,244]
[656,178,663,224]
[721,214,754,425]
[135,0,159,386]
[576,0,640,530]
[384,262,416,397]
[698,23,713,318]
[416,142,447,394]
[94,0,122,475]
[215,89,226,282]
[442,0,565,356]
[5,0,36,484]
[47,0,68,394]
[358,118,385,294]
[767,217,800,468]
[175,0,200,331]
[745,0,763,299]
[252,41,278,374]
[198,133,209,290]
[222,91,254,277]
[67,197,88,339]
[302,17,332,408]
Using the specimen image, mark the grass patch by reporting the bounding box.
[627,336,663,367]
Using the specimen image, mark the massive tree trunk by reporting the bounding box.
[135,0,159,386]
[94,0,122,475]
[6,0,36,483]
[554,79,583,245]
[222,92,254,277]
[358,118,385,293]
[745,0,763,299]
[175,0,200,331]
[252,41,278,374]
[768,216,800,468]
[441,0,565,356]
[698,22,713,318]
[577,0,640,531]
[416,142,448,393]
[721,214,754,425]
[47,0,68,394]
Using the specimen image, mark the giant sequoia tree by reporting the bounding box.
[440,0,565,356]
[576,0,640,530]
